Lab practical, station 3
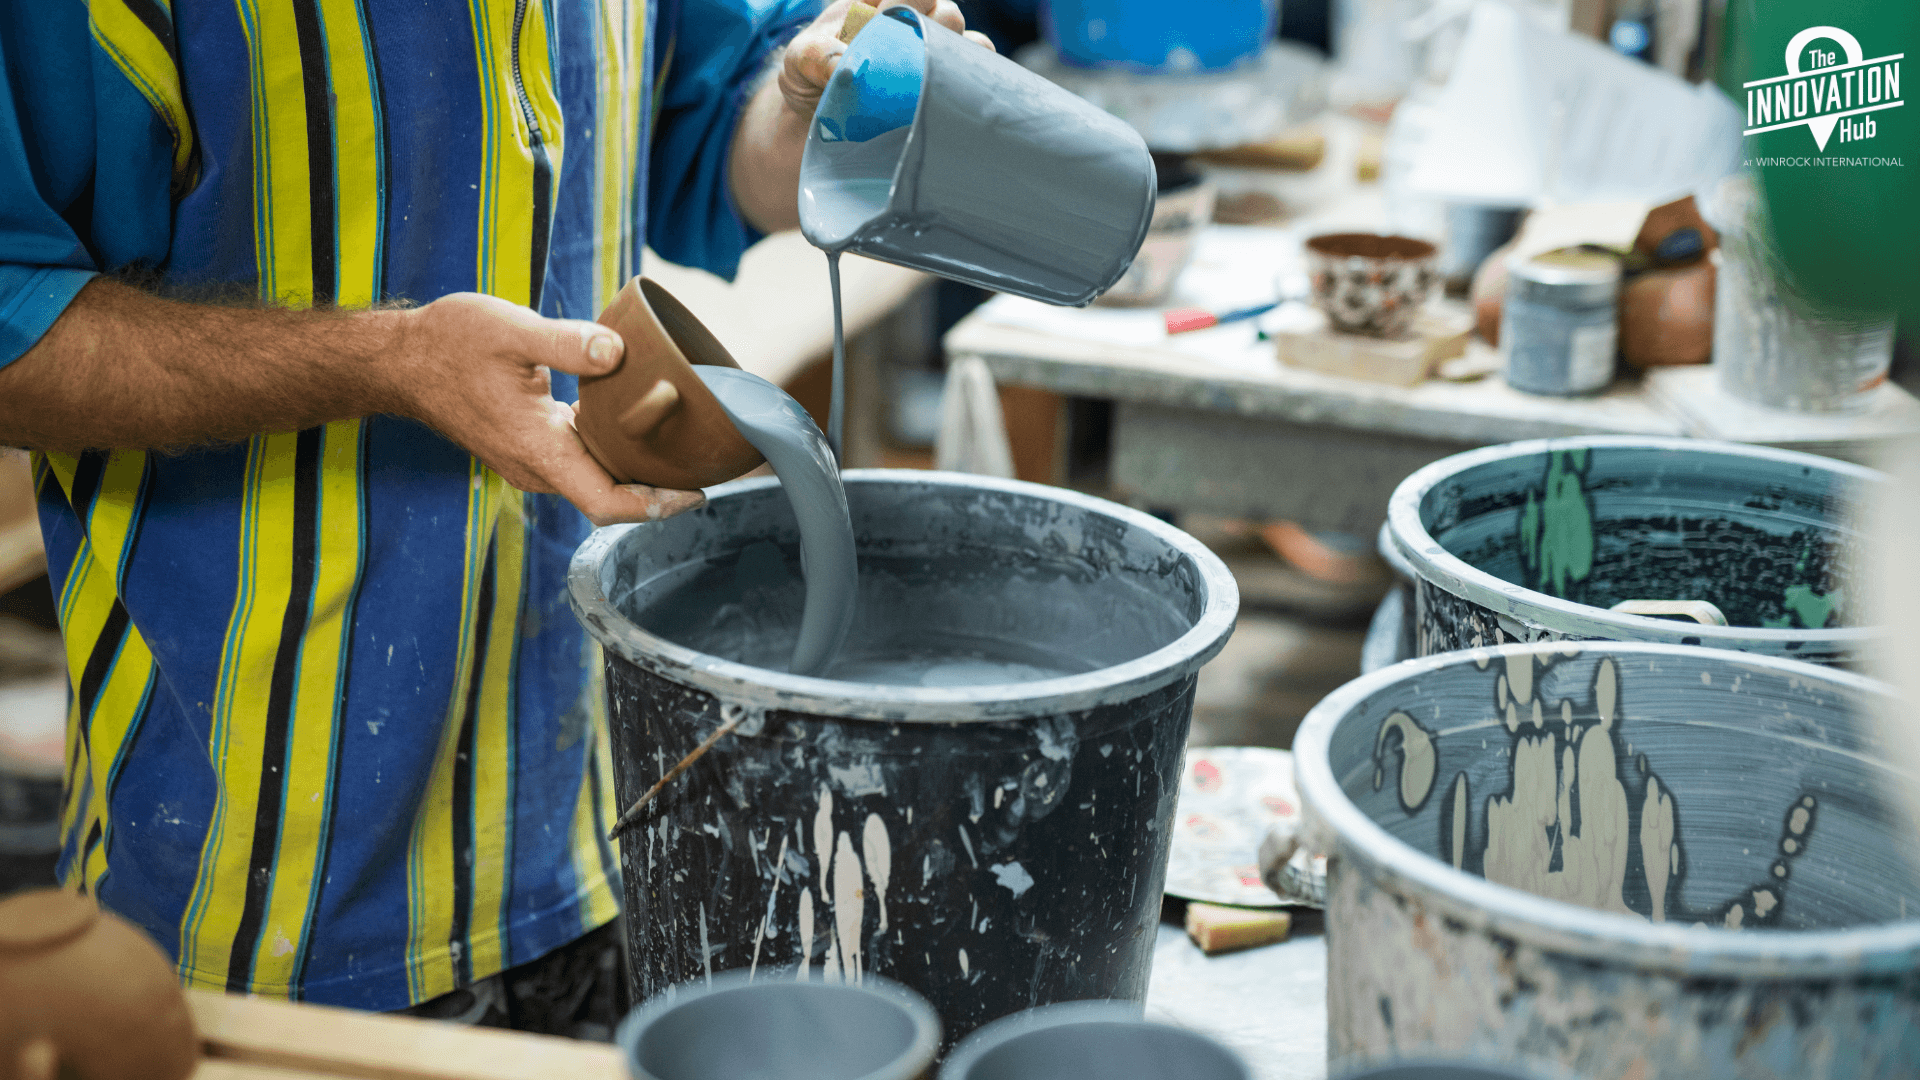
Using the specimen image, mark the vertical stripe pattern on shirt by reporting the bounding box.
[43,451,157,898]
[470,0,564,307]
[593,0,645,312]
[570,658,621,933]
[404,461,504,1001]
[88,0,200,190]
[176,0,378,993]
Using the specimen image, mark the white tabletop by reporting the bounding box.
[1147,920,1329,1080]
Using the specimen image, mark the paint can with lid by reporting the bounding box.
[1498,250,1621,396]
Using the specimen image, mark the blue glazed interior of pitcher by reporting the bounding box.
[801,9,924,247]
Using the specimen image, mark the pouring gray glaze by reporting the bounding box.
[694,366,856,676]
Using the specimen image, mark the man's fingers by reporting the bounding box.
[540,404,707,526]
[564,466,708,528]
[536,319,624,378]
[963,29,996,51]
[442,292,623,377]
[927,0,967,36]
[878,0,965,36]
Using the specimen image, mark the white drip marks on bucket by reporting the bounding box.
[773,784,896,984]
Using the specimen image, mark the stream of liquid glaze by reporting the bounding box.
[827,251,846,464]
[695,366,856,676]
[694,364,1091,685]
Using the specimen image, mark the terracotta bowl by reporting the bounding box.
[575,277,764,491]
[1304,232,1438,338]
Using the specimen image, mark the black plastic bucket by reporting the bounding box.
[568,471,1238,1046]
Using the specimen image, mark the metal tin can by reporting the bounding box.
[1500,250,1621,396]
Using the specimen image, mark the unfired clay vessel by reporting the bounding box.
[575,277,764,490]
[0,890,198,1080]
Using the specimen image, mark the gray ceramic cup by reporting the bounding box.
[618,971,942,1080]
[939,1001,1250,1080]
[799,6,1155,307]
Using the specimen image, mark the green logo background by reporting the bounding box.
[1719,0,1918,325]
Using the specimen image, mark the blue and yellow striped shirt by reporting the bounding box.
[0,0,811,1008]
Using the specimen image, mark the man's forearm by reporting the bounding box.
[0,277,408,454]
[729,77,810,237]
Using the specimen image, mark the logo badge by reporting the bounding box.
[1743,26,1903,151]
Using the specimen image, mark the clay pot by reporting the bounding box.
[1304,233,1438,339]
[575,277,764,490]
[1632,195,1716,262]
[1619,260,1716,369]
[0,890,197,1080]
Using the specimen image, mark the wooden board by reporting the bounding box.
[187,990,626,1080]
[1275,307,1474,388]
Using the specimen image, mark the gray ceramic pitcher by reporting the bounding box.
[799,6,1156,306]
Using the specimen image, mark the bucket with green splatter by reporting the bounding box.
[1385,437,1882,666]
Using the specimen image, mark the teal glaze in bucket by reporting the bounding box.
[1386,437,1883,665]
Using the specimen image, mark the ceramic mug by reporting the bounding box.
[617,971,941,1080]
[1304,233,1438,338]
[939,1001,1250,1080]
[799,6,1155,307]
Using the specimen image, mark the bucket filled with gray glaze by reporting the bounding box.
[1294,641,1920,1078]
[617,971,941,1080]
[569,471,1237,1047]
[1387,436,1882,665]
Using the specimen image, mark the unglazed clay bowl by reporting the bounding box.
[575,277,764,490]
[1305,233,1438,338]
[0,890,198,1080]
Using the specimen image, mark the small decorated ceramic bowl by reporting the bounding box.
[1304,233,1438,338]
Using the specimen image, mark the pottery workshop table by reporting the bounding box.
[943,224,1920,536]
[1147,919,1329,1080]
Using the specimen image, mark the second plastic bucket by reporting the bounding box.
[569,471,1238,1046]
[1386,436,1882,665]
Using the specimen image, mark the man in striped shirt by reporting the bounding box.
[0,0,985,1033]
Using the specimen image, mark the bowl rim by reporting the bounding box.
[1292,639,1920,975]
[567,469,1240,722]
[1304,231,1438,261]
[939,1000,1250,1080]
[615,970,941,1080]
[1386,435,1885,653]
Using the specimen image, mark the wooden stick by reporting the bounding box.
[607,711,750,840]
[838,1,879,43]
[188,990,624,1080]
